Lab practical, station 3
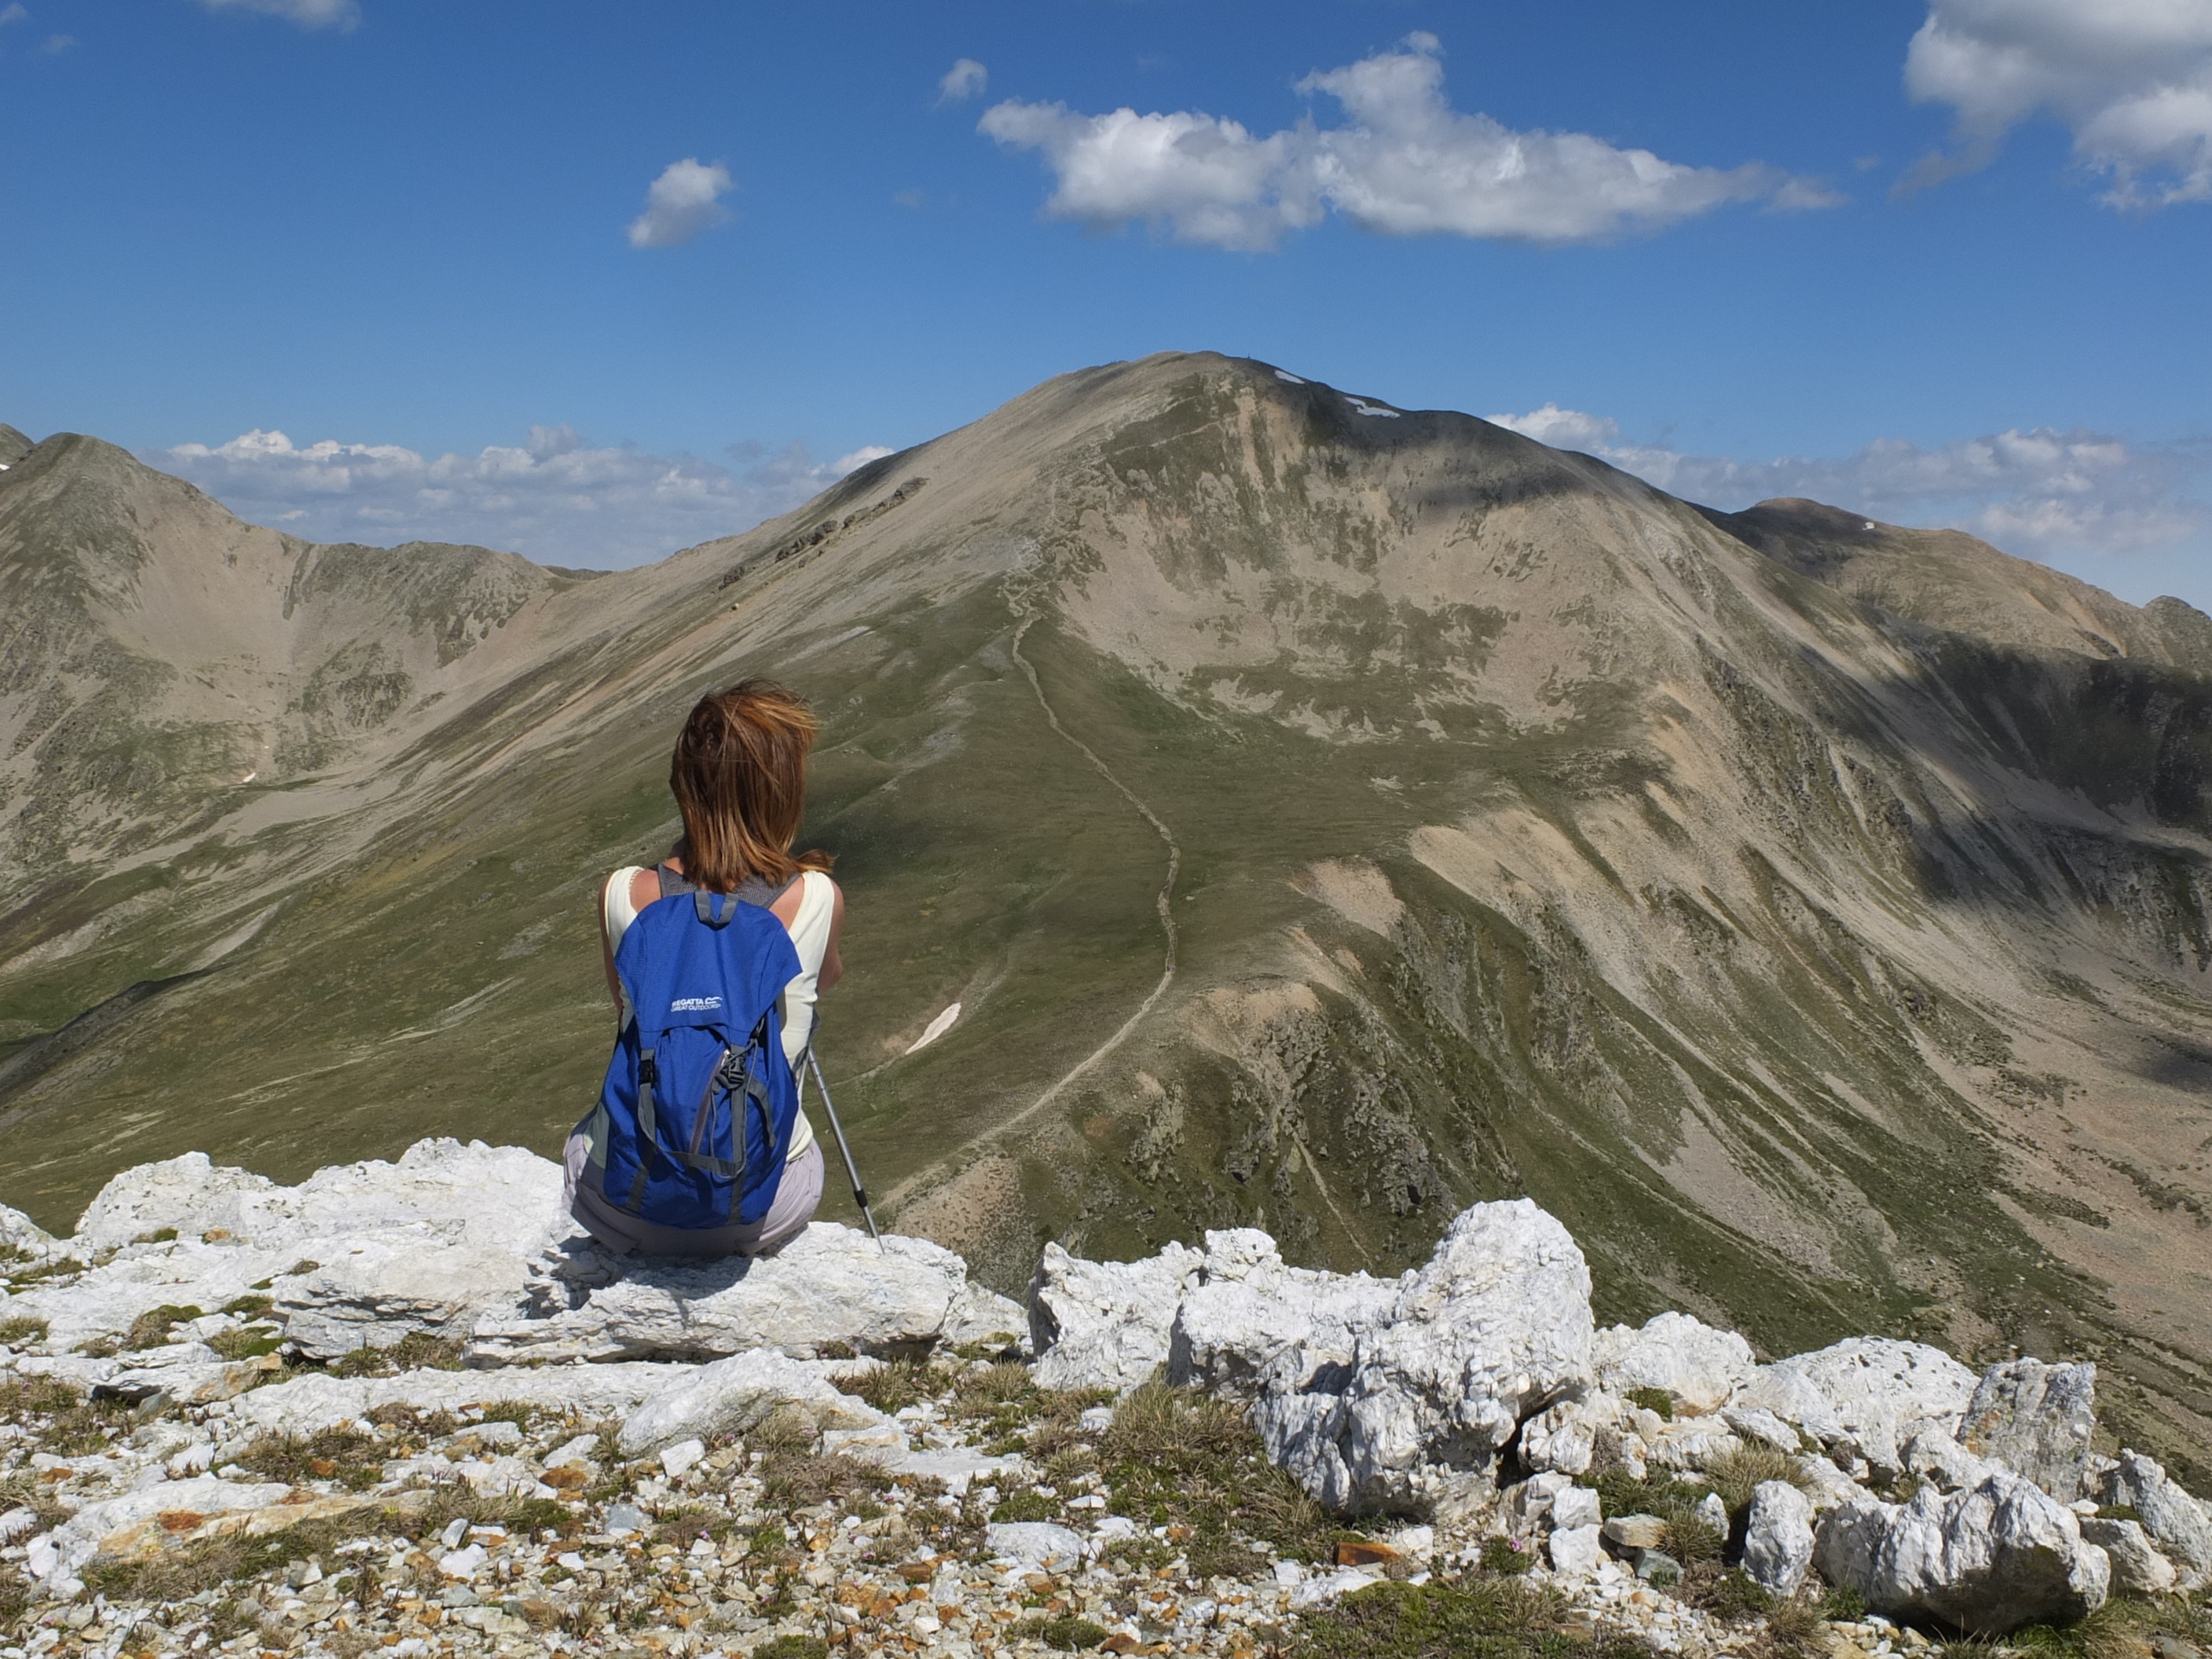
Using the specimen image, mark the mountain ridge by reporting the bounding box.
[3,353,2210,1485]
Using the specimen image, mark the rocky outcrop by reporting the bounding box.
[1591,1312,1756,1416]
[1734,1338,1978,1478]
[7,1142,2208,1648]
[1813,1472,2111,1632]
[1956,1357,2096,1499]
[2101,1448,2212,1590]
[1246,1201,1593,1514]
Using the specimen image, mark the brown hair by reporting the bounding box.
[668,679,834,892]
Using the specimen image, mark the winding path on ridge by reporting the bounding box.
[881,603,1181,1212]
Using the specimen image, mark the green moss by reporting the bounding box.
[1624,1387,1675,1421]
[1289,1576,1650,1659]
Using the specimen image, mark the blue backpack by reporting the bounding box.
[593,877,803,1230]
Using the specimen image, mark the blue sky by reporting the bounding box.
[2,1,2208,606]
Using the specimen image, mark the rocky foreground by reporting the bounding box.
[0,1142,2206,1658]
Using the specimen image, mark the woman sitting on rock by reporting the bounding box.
[563,679,845,1257]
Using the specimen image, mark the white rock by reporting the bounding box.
[984,1521,1086,1569]
[50,1474,291,1562]
[0,1202,59,1262]
[1721,1405,1804,1453]
[2080,1516,2177,1595]
[616,1347,884,1456]
[659,1438,705,1478]
[1548,1523,1603,1576]
[1167,1231,1397,1400]
[1591,1312,1755,1416]
[1028,1240,1203,1393]
[1518,1392,1610,1478]
[1289,1564,1384,1608]
[872,1447,1021,1497]
[217,1361,688,1439]
[1252,1199,1593,1514]
[1694,1492,1729,1534]
[2100,1449,2212,1591]
[462,1456,547,1499]
[1813,1471,2110,1632]
[1736,1337,1977,1476]
[439,1544,487,1579]
[1796,1453,1865,1511]
[941,1281,1028,1351]
[1902,1427,1998,1492]
[1957,1359,2096,1499]
[1741,1481,1815,1595]
[473,1223,973,1364]
[1552,1486,1602,1531]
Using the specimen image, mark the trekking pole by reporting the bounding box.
[803,1047,883,1251]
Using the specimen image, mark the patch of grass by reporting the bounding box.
[236,1427,386,1492]
[82,1511,390,1604]
[991,1489,1059,1522]
[363,1404,460,1442]
[1703,1445,1811,1515]
[132,1228,179,1244]
[0,1374,84,1421]
[745,1403,821,1455]
[1624,1386,1675,1422]
[124,1303,203,1350]
[220,1295,273,1319]
[1013,1614,1109,1650]
[1097,1382,1341,1577]
[75,1335,120,1358]
[328,1331,465,1377]
[753,1639,828,1659]
[1289,1575,1650,1659]
[2,1257,83,1288]
[207,1328,284,1361]
[850,1360,931,1415]
[1592,1469,1714,1525]
[654,1508,733,1548]
[0,1317,47,1345]
[2006,1595,2212,1659]
[759,1450,893,1510]
[1480,1537,1536,1575]
[1661,1514,1723,1566]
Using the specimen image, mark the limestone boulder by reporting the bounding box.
[2100,1449,2212,1591]
[0,1202,58,1263]
[2080,1516,2177,1595]
[1956,1358,2096,1499]
[1591,1312,1756,1416]
[213,1361,692,1440]
[617,1348,886,1456]
[1741,1480,1815,1596]
[470,1223,975,1364]
[1028,1240,1204,1393]
[1901,1426,1999,1493]
[1166,1230,1399,1399]
[1735,1337,1977,1476]
[1812,1471,2110,1632]
[1251,1199,1594,1514]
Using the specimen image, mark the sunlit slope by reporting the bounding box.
[3,354,2210,1481]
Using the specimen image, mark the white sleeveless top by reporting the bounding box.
[601,866,833,1163]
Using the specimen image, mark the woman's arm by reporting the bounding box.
[599,872,624,1016]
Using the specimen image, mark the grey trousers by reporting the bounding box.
[563,1132,824,1258]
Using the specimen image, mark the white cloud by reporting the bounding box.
[154,426,891,567]
[198,0,359,31]
[0,6,28,27]
[937,57,987,104]
[626,158,734,250]
[980,34,1834,251]
[1488,404,2210,558]
[1903,0,2212,205]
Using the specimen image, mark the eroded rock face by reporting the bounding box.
[1251,1200,1594,1514]
[2081,1516,2177,1595]
[1028,1240,1204,1393]
[1741,1480,1815,1595]
[1813,1472,2110,1632]
[2102,1449,2212,1591]
[1735,1337,1977,1477]
[617,1348,884,1456]
[1957,1358,2096,1500]
[1591,1312,1755,1416]
[1166,1231,1400,1400]
[471,1225,976,1364]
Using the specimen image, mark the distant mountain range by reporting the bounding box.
[4,356,2208,1481]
